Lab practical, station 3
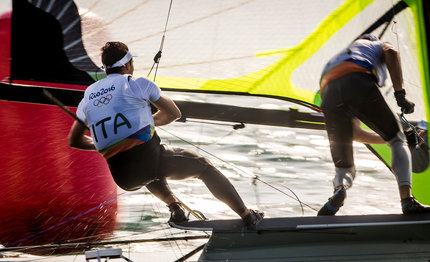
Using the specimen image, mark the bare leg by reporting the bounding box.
[146,179,177,205]
[399,185,412,199]
[352,118,385,144]
[159,146,249,217]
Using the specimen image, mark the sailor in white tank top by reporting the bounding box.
[76,74,160,158]
[68,42,264,228]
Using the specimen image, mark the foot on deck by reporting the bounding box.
[317,186,347,216]
[168,202,188,223]
[402,197,430,214]
[243,209,264,230]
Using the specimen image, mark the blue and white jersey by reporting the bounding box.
[321,39,388,87]
[76,74,161,151]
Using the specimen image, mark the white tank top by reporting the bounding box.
[76,74,161,151]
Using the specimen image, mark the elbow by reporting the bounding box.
[385,47,398,57]
[68,133,79,148]
[175,110,182,120]
[68,138,78,148]
[171,105,182,121]
[383,44,399,59]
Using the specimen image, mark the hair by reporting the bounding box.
[101,42,129,74]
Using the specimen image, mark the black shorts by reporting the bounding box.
[107,132,162,191]
[320,72,401,168]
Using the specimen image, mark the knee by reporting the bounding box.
[197,157,223,181]
[197,158,217,179]
[178,149,218,179]
[184,149,213,168]
[388,131,406,147]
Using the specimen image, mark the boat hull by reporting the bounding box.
[0,101,117,252]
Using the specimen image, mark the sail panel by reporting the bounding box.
[53,0,430,203]
[3,0,430,207]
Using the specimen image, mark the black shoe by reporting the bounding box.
[401,197,430,214]
[317,186,347,216]
[168,202,188,223]
[242,209,264,230]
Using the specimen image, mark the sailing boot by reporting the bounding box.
[401,197,430,214]
[168,202,188,223]
[317,186,347,216]
[242,209,264,230]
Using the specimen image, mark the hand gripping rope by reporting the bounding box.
[400,109,429,150]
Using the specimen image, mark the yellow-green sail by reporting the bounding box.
[155,0,374,109]
[81,0,429,203]
[153,0,430,204]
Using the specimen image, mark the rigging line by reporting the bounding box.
[149,194,185,259]
[80,0,103,18]
[390,0,400,55]
[276,184,317,213]
[42,89,88,129]
[128,0,255,45]
[147,0,173,81]
[185,119,244,128]
[377,0,397,40]
[171,55,256,68]
[400,111,429,149]
[253,178,306,215]
[157,126,313,213]
[6,192,125,248]
[0,236,210,253]
[174,243,206,262]
[194,129,237,146]
[88,227,172,244]
[378,20,392,40]
[136,54,254,71]
[82,0,152,40]
[43,82,205,249]
[145,189,208,260]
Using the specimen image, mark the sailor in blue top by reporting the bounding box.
[68,42,263,228]
[318,34,430,216]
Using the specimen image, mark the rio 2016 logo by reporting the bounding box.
[93,94,113,107]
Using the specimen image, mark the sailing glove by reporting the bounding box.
[394,89,415,114]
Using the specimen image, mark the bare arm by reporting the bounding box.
[68,121,96,150]
[383,42,415,114]
[383,43,403,91]
[151,95,182,126]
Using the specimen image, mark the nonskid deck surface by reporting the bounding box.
[172,213,430,262]
[170,213,430,232]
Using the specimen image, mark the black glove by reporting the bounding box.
[404,128,417,147]
[394,89,415,114]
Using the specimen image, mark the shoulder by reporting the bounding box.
[130,76,157,87]
[129,76,159,92]
[128,76,161,100]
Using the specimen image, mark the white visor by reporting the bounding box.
[104,51,134,69]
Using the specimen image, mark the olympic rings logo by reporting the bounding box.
[93,94,113,107]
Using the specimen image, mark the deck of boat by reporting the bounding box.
[171,213,430,261]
